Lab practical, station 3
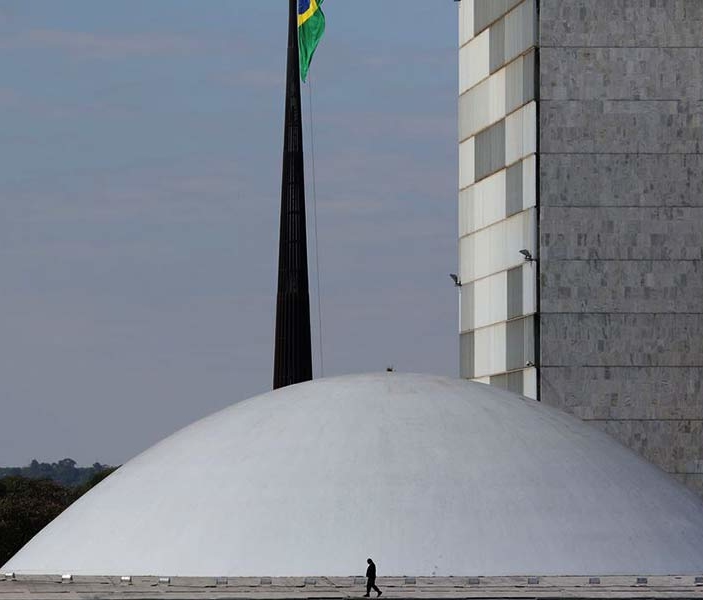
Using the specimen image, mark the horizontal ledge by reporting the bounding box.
[458,104,536,143]
[462,315,537,334]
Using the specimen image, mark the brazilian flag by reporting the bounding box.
[298,0,325,82]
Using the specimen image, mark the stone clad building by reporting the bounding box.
[458,0,703,496]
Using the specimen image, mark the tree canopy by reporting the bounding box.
[0,459,112,488]
[0,463,118,566]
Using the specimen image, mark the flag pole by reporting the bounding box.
[273,0,313,389]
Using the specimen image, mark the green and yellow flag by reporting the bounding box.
[298,0,325,82]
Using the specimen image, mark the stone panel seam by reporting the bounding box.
[542,259,703,262]
[543,364,703,368]
[541,152,703,156]
[540,205,699,209]
[540,45,703,50]
[586,418,703,422]
[542,98,693,102]
[540,311,703,314]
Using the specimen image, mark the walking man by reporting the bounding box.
[364,557,382,597]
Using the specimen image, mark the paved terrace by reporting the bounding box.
[2,574,703,600]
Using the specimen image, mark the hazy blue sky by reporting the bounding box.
[0,1,458,466]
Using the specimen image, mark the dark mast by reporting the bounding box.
[273,0,313,389]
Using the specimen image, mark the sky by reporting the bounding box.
[0,1,458,467]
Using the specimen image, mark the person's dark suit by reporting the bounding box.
[364,558,381,597]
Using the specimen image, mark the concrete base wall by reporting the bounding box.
[538,0,703,497]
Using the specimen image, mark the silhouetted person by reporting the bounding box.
[364,558,381,597]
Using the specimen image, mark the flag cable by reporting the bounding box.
[306,73,325,378]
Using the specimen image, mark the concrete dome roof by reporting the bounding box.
[5,373,703,577]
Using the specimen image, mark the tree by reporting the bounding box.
[0,467,120,566]
[0,477,72,566]
[70,467,119,501]
[0,459,114,488]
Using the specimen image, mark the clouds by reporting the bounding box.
[0,1,458,466]
[214,69,284,90]
[0,28,202,59]
[0,86,20,107]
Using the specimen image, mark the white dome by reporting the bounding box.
[5,373,703,576]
